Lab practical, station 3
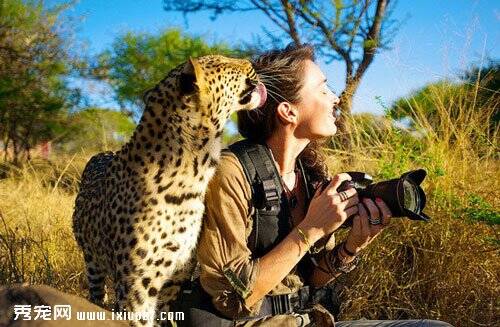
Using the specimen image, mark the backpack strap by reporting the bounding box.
[297,157,312,202]
[227,139,313,256]
[228,139,282,208]
[227,139,284,253]
[246,146,282,210]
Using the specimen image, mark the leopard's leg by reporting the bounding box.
[157,280,184,327]
[157,279,183,310]
[157,256,197,326]
[116,269,168,327]
[114,275,127,312]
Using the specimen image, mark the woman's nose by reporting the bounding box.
[332,92,340,106]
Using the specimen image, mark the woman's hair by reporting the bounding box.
[237,43,329,183]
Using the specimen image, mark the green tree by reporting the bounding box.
[386,63,499,160]
[60,108,135,153]
[387,81,465,129]
[0,0,77,163]
[93,29,235,117]
[387,61,499,133]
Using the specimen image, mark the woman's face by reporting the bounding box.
[294,60,340,140]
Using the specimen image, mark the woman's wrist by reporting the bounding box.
[343,241,358,256]
[344,237,363,256]
[296,222,324,245]
[324,242,361,274]
[337,241,358,263]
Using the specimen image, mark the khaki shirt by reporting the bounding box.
[197,151,334,320]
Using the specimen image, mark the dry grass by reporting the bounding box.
[328,82,499,326]
[0,84,498,326]
[0,154,89,295]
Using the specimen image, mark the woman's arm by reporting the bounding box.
[244,222,321,307]
[244,173,359,307]
[200,156,387,316]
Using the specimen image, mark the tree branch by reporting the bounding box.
[163,0,255,16]
[347,0,370,54]
[353,0,387,83]
[280,0,301,45]
[248,0,290,37]
[293,5,353,77]
[162,0,399,116]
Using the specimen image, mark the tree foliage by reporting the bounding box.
[92,29,235,117]
[462,60,500,117]
[0,0,77,163]
[388,81,464,127]
[60,108,135,153]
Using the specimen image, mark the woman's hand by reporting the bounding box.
[299,173,359,242]
[344,197,392,255]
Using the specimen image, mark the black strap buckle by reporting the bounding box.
[270,293,292,315]
[262,178,280,209]
[271,286,311,315]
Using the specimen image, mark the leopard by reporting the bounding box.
[72,55,267,326]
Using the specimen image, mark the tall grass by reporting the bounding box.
[328,81,499,326]
[0,84,498,325]
[0,155,89,294]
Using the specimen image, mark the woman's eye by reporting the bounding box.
[321,84,334,95]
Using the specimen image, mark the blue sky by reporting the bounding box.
[56,0,499,114]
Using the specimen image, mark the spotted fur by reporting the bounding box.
[72,55,265,326]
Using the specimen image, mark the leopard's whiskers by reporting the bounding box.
[261,85,289,104]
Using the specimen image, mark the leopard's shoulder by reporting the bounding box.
[78,152,115,196]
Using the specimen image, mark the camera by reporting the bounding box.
[321,169,431,227]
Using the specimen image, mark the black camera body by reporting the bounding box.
[322,169,431,227]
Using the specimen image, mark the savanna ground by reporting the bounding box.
[0,87,498,326]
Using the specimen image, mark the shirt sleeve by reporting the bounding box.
[196,152,264,319]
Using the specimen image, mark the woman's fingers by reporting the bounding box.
[333,188,357,204]
[345,198,392,256]
[375,198,392,226]
[325,173,352,194]
[362,198,380,220]
[364,198,388,237]
[357,203,370,239]
[312,182,323,198]
[344,193,359,208]
[345,204,359,218]
[351,214,361,233]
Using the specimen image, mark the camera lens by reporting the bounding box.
[402,180,420,213]
[336,169,430,224]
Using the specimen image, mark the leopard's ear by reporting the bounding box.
[179,57,203,95]
[142,88,153,104]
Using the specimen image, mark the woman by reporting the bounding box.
[194,44,452,327]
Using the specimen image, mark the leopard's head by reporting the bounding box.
[176,55,267,123]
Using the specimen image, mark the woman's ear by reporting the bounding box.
[276,102,298,124]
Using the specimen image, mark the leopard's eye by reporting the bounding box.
[239,93,252,105]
